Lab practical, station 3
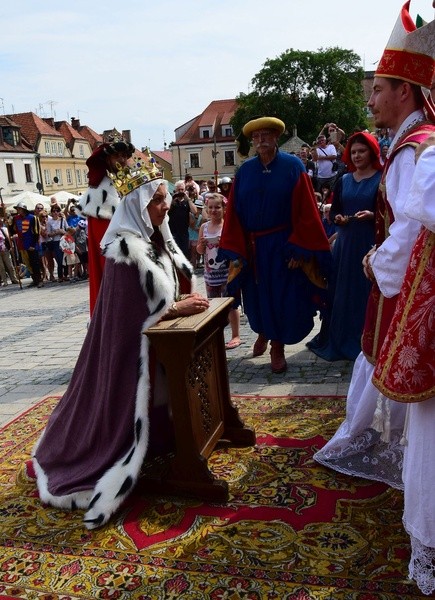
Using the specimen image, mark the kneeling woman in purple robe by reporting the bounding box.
[32,176,209,529]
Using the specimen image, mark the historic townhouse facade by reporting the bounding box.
[170,99,239,183]
[0,116,39,205]
[0,114,107,206]
[7,113,92,198]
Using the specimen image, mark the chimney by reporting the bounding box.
[43,117,55,128]
[122,130,131,144]
[71,117,81,130]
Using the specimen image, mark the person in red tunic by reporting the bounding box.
[77,140,134,315]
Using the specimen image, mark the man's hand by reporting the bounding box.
[363,247,376,281]
[288,258,302,269]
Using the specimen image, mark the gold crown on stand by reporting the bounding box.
[108,151,161,197]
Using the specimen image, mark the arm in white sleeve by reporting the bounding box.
[370,146,421,298]
[405,145,435,233]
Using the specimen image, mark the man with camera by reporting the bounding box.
[168,180,198,259]
[311,129,338,192]
[64,199,81,229]
[184,173,200,195]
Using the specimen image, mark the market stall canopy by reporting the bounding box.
[3,191,51,211]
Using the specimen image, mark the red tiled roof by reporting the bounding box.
[76,125,103,150]
[174,99,237,146]
[55,120,88,145]
[6,112,62,147]
[152,150,172,165]
[0,115,35,153]
[0,115,20,128]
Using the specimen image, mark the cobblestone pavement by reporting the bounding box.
[0,274,353,426]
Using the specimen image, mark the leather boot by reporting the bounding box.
[270,341,287,374]
[253,334,269,357]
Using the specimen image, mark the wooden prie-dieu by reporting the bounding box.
[143,297,255,501]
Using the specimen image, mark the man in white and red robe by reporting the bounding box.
[373,140,435,595]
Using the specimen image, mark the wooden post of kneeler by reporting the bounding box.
[143,297,255,501]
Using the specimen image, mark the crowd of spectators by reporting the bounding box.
[0,126,390,320]
[0,195,88,289]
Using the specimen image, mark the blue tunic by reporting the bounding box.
[222,152,329,344]
[312,171,380,361]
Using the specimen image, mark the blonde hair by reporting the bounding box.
[205,192,225,206]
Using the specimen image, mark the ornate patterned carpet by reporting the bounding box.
[0,395,431,599]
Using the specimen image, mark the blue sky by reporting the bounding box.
[1,0,433,150]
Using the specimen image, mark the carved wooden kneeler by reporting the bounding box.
[143,298,255,501]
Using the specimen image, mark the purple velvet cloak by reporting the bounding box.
[32,231,193,528]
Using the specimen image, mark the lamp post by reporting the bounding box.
[212,136,219,187]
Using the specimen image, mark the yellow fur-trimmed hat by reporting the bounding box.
[242,117,285,138]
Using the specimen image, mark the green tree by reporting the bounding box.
[231,47,368,145]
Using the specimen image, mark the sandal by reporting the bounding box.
[225,339,241,350]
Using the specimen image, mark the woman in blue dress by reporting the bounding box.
[308,132,382,361]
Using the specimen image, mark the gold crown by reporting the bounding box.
[108,151,161,196]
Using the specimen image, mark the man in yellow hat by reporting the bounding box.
[219,116,331,373]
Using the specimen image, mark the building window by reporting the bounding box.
[45,141,51,154]
[224,150,235,166]
[58,142,63,156]
[223,127,233,137]
[189,153,200,169]
[79,144,84,157]
[55,169,62,185]
[76,169,82,185]
[200,127,211,139]
[6,163,15,183]
[24,163,33,182]
[3,127,20,146]
[66,169,73,184]
[51,142,57,154]
[83,169,87,183]
[44,169,51,185]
